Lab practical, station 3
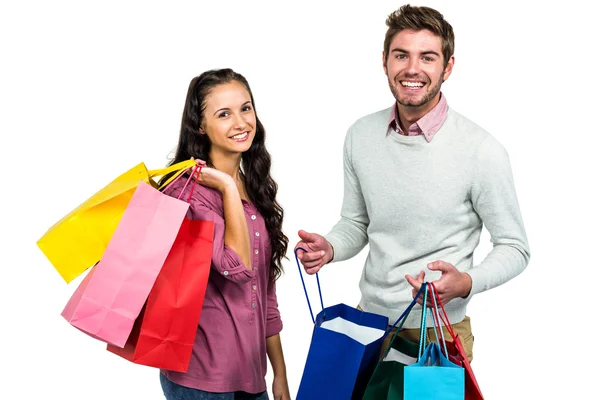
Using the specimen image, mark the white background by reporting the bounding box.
[1,1,598,399]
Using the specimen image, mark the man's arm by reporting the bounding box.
[324,128,370,262]
[406,136,530,305]
[467,136,530,296]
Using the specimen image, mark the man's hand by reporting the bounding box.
[272,374,291,400]
[294,230,334,274]
[405,260,472,306]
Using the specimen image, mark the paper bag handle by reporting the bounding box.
[148,159,197,190]
[294,247,324,324]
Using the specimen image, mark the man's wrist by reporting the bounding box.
[461,272,473,298]
[326,240,335,264]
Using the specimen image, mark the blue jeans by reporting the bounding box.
[160,373,269,400]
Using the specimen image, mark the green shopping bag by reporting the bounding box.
[362,284,425,400]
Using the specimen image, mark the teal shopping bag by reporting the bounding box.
[404,343,464,400]
[403,283,464,400]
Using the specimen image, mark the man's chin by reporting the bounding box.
[397,98,427,108]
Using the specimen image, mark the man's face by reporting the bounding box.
[383,29,454,112]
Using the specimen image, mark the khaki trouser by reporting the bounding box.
[358,306,474,362]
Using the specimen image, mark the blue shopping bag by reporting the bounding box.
[295,248,389,400]
[404,283,464,400]
[404,343,464,400]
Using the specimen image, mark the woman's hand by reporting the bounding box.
[272,374,291,400]
[189,158,235,193]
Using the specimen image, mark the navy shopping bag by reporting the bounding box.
[294,248,389,400]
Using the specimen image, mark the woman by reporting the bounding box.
[160,69,290,400]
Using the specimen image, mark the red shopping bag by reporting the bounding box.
[430,283,485,400]
[107,215,214,372]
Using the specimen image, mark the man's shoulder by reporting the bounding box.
[447,108,507,156]
[348,106,393,134]
[447,108,489,136]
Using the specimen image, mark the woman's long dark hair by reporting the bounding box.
[163,68,288,281]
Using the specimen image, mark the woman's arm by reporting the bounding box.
[267,334,290,400]
[220,181,251,270]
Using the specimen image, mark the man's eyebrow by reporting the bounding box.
[391,48,441,57]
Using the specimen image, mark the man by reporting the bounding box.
[294,4,530,360]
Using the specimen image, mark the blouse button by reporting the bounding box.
[255,232,260,237]
[251,215,256,220]
[223,270,229,276]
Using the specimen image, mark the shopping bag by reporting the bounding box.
[61,173,196,347]
[294,248,389,400]
[430,283,485,400]
[362,284,426,400]
[404,342,464,400]
[404,283,464,400]
[107,217,214,372]
[37,159,196,283]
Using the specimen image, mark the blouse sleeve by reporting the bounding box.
[164,177,255,284]
[265,278,283,337]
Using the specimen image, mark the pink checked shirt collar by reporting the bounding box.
[387,93,449,143]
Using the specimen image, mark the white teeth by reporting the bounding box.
[231,132,248,140]
[401,81,424,87]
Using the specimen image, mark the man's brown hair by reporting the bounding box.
[383,4,455,67]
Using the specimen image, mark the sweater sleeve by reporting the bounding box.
[467,136,530,296]
[325,127,370,262]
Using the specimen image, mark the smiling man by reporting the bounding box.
[295,4,530,361]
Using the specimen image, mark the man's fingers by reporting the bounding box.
[427,260,454,273]
[305,265,322,275]
[405,274,421,290]
[301,259,324,269]
[298,230,319,244]
[299,250,326,263]
[294,243,308,258]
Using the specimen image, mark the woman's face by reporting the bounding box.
[201,81,256,157]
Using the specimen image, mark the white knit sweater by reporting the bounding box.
[325,106,530,329]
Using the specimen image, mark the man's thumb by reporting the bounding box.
[298,229,317,243]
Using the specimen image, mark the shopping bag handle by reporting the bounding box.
[294,247,324,324]
[417,283,430,359]
[429,283,459,342]
[382,283,426,339]
[428,282,471,360]
[380,282,426,357]
[428,282,449,358]
[148,159,197,190]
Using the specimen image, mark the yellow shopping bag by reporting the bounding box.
[36,159,196,283]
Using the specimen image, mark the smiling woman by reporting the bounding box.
[201,81,256,157]
[157,69,291,400]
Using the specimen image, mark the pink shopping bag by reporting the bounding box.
[61,178,192,347]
